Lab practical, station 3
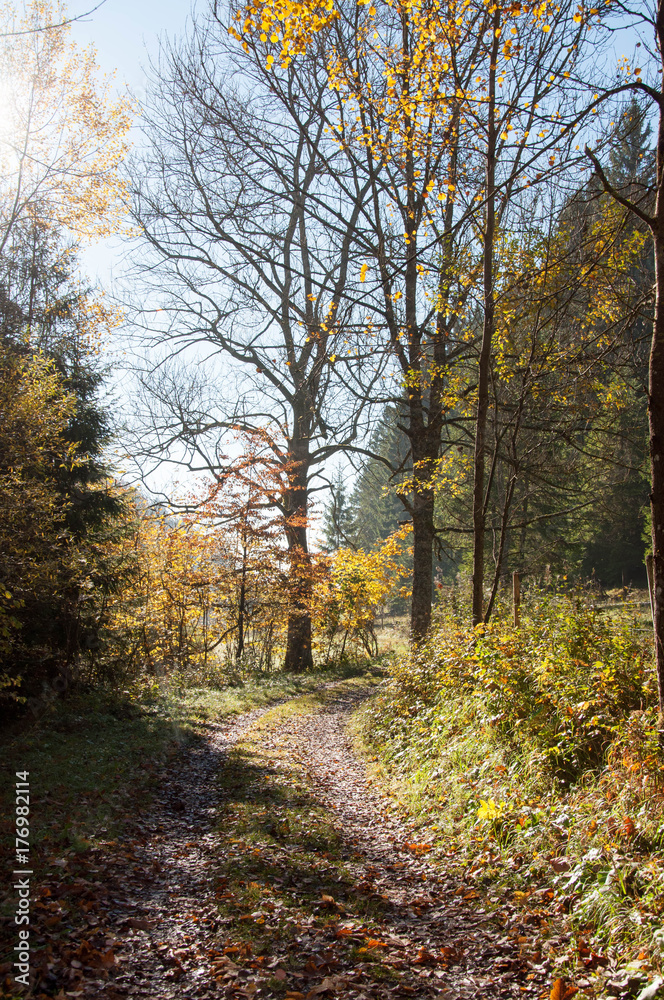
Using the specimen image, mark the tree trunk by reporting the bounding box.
[284,593,313,672]
[650,80,664,724]
[471,11,500,626]
[283,428,314,672]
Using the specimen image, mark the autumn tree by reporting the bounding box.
[231,0,618,638]
[0,343,76,699]
[127,12,386,670]
[0,224,126,701]
[0,0,132,252]
[312,527,410,659]
[191,432,293,667]
[320,0,477,642]
[0,2,132,707]
[447,184,649,611]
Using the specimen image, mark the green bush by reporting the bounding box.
[381,592,654,784]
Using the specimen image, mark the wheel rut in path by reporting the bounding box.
[75,687,542,1000]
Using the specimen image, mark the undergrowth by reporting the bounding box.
[359,591,664,996]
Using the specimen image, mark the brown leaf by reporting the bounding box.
[127,917,152,931]
[306,978,344,998]
[413,947,438,966]
[583,952,609,970]
[274,969,287,981]
[550,858,571,873]
[623,817,636,838]
[550,980,578,1000]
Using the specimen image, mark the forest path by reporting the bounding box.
[46,679,547,1000]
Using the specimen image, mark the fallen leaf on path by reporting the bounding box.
[583,952,609,970]
[439,946,458,961]
[306,976,344,997]
[413,947,438,965]
[550,979,578,1000]
[126,917,153,930]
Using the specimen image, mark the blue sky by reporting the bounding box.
[68,0,195,284]
[69,0,192,96]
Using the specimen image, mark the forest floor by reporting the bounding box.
[1,672,563,1000]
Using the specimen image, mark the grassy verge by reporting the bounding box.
[355,594,664,999]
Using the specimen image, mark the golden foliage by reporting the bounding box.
[0,343,77,694]
[312,527,411,658]
[0,1,134,246]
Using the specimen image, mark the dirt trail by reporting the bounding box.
[36,685,546,1000]
[90,708,274,1000]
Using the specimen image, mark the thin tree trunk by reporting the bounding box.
[484,472,517,622]
[411,485,435,642]
[650,74,664,724]
[472,10,500,626]
[236,528,247,663]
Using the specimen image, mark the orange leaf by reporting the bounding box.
[623,817,636,837]
[550,980,566,1000]
[550,980,578,1000]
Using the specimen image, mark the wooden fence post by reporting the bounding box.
[513,571,521,628]
[647,554,655,622]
